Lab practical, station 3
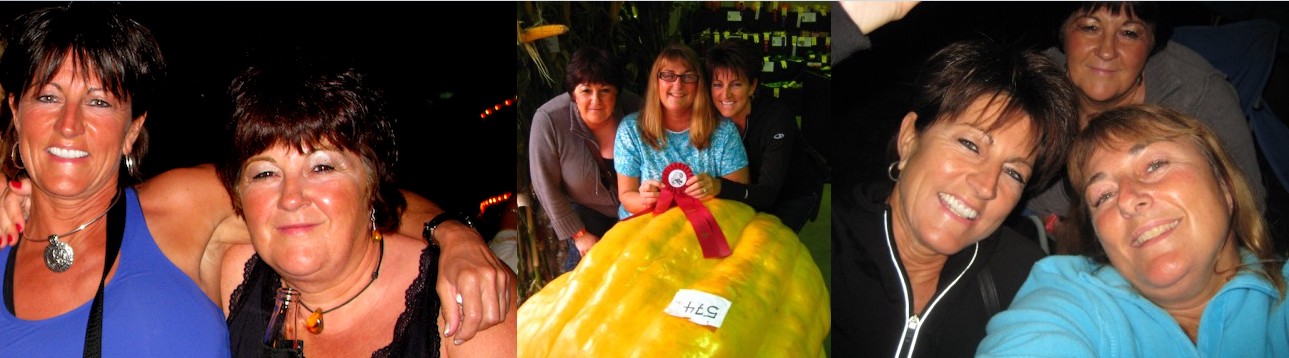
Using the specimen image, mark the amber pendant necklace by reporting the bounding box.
[296,238,383,334]
[21,189,121,272]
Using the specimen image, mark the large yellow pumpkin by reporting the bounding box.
[519,199,830,357]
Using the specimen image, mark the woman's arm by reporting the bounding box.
[715,107,797,209]
[400,191,514,343]
[527,105,589,240]
[617,174,661,216]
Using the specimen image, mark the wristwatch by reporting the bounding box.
[423,211,475,246]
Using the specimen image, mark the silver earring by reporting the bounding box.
[370,208,382,242]
[123,156,137,177]
[10,142,23,170]
[887,161,900,182]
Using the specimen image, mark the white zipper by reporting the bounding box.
[884,209,980,358]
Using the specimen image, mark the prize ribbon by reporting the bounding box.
[653,162,731,258]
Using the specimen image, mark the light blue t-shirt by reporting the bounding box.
[614,112,748,218]
[978,251,1289,357]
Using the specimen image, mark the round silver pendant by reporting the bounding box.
[44,236,74,273]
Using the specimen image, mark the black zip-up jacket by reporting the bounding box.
[832,182,1044,357]
[716,97,826,230]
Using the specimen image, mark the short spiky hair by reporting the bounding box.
[906,39,1079,196]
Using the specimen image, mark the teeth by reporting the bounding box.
[939,193,978,220]
[1134,219,1180,246]
[47,147,88,159]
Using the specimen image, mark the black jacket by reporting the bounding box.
[717,97,826,227]
[832,182,1044,358]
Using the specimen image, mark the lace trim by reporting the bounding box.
[374,245,440,358]
[225,253,264,325]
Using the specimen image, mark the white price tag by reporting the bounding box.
[761,61,774,73]
[801,12,817,23]
[771,36,784,47]
[663,289,732,329]
[726,10,742,22]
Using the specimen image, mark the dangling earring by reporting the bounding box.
[887,161,900,182]
[10,142,23,170]
[370,209,382,242]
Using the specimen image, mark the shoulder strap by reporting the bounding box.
[83,190,128,358]
[976,265,1000,318]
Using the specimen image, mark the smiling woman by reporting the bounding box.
[978,104,1287,356]
[832,39,1078,358]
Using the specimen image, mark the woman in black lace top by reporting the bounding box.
[216,63,516,357]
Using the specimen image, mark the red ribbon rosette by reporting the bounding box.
[653,162,731,259]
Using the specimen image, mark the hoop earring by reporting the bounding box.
[887,161,900,182]
[123,156,137,177]
[370,208,383,242]
[10,142,23,170]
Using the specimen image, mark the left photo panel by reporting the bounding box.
[0,2,518,357]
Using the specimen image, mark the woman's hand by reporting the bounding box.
[684,173,720,201]
[0,178,31,247]
[639,179,662,210]
[434,221,515,345]
[572,231,600,256]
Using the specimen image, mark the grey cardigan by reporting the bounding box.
[528,91,643,240]
[1028,41,1266,217]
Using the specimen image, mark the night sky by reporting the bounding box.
[0,2,517,234]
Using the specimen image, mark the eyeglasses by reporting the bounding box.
[658,71,699,83]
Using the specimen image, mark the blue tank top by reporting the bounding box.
[0,188,231,356]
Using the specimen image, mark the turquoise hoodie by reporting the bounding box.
[978,251,1288,357]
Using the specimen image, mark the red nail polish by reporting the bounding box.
[9,180,19,189]
[14,223,20,234]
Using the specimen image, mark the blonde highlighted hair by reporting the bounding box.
[637,42,719,151]
[1063,104,1285,298]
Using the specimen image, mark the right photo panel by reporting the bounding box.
[835,2,1288,357]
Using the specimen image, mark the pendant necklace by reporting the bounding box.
[20,189,121,273]
[297,237,384,335]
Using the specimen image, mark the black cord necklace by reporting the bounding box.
[296,237,384,335]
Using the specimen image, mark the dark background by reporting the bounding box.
[0,2,517,237]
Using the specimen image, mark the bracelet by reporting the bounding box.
[423,211,476,247]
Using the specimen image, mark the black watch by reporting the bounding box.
[423,212,475,245]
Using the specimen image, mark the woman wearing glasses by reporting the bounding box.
[615,42,749,218]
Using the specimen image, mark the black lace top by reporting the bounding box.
[226,246,441,358]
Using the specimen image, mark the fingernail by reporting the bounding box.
[9,180,18,189]
[15,223,21,233]
[454,339,463,346]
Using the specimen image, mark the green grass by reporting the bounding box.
[799,184,831,357]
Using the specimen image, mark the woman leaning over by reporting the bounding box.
[704,38,822,233]
[978,104,1287,356]
[615,42,748,218]
[219,64,515,357]
[529,47,642,273]
[832,39,1078,358]
[1026,1,1266,219]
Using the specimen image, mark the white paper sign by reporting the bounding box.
[726,10,742,22]
[801,12,817,23]
[663,289,732,329]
